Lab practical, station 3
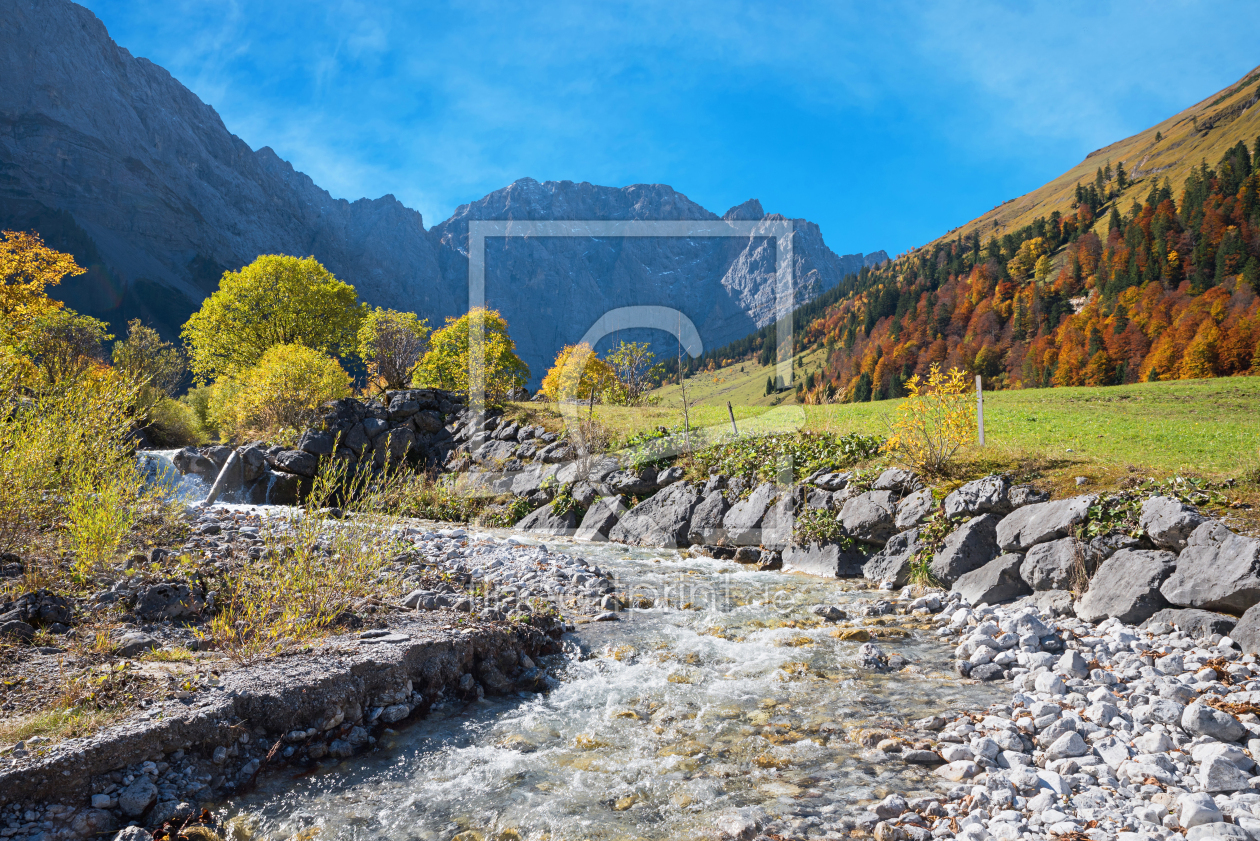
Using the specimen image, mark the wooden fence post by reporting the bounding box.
[976,375,985,446]
[727,401,739,436]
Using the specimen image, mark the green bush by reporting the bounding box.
[0,364,147,573]
[147,397,204,447]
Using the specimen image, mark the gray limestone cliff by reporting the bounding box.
[0,0,885,384]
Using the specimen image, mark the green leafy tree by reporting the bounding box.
[182,254,365,383]
[411,307,529,403]
[19,309,112,385]
[357,307,430,392]
[606,340,655,405]
[112,319,187,415]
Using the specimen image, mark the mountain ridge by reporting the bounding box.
[0,0,885,385]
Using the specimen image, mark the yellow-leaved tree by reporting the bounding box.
[0,230,85,339]
[182,254,365,383]
[1006,237,1049,280]
[209,343,352,441]
[539,343,618,402]
[411,307,529,403]
[884,364,976,475]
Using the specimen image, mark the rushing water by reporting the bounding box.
[219,534,1002,841]
[137,449,211,503]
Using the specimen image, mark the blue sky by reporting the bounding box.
[81,0,1260,259]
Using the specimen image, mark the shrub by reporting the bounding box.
[209,344,351,442]
[884,364,975,476]
[0,364,145,567]
[358,307,429,392]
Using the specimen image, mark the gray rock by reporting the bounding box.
[953,554,1030,606]
[929,514,1001,585]
[863,528,921,588]
[805,488,833,509]
[811,472,850,491]
[609,483,700,548]
[758,492,797,547]
[0,619,34,642]
[1143,608,1238,639]
[722,483,777,545]
[1019,537,1087,591]
[894,488,934,530]
[1161,521,1260,614]
[1089,531,1140,561]
[114,632,159,657]
[1230,603,1260,655]
[1141,495,1208,551]
[574,495,626,542]
[995,495,1097,552]
[872,467,921,493]
[538,441,574,464]
[1045,731,1089,761]
[605,468,657,496]
[112,828,151,841]
[655,466,685,487]
[1188,824,1250,841]
[1182,703,1246,743]
[134,582,204,620]
[1076,548,1177,624]
[514,503,578,536]
[1007,485,1050,508]
[117,777,157,817]
[69,810,117,837]
[274,449,318,477]
[840,490,899,546]
[297,429,336,456]
[1055,650,1089,679]
[782,542,868,577]
[943,475,1012,519]
[1027,590,1076,617]
[1199,756,1252,792]
[686,490,730,545]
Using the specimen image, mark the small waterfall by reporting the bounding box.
[137,449,211,504]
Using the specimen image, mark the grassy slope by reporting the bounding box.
[620,377,1260,486]
[930,65,1260,250]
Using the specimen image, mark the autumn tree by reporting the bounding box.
[411,307,529,403]
[182,254,365,383]
[1006,237,1049,279]
[539,343,618,402]
[0,230,84,336]
[358,307,430,392]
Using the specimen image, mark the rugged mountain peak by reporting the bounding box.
[723,199,765,221]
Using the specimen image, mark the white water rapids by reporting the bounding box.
[215,535,1001,840]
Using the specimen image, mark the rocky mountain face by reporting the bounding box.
[0,0,885,384]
